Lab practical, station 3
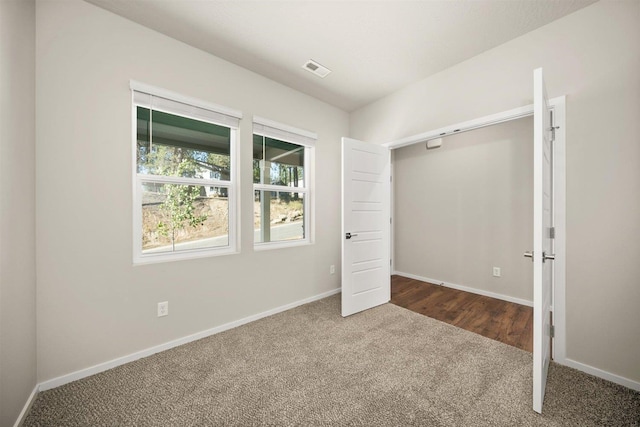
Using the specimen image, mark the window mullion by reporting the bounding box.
[254,183,307,193]
[139,174,231,188]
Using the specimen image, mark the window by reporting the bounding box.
[131,82,241,263]
[253,117,316,248]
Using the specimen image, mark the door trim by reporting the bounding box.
[384,97,567,366]
[383,103,535,150]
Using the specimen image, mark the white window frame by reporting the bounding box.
[253,116,316,250]
[131,81,242,264]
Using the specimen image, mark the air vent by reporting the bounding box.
[302,59,331,78]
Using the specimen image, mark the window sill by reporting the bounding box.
[133,246,238,266]
[254,239,312,252]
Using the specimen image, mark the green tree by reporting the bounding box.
[207,153,230,180]
[156,158,208,250]
[157,182,207,251]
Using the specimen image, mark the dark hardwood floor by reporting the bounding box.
[391,275,533,352]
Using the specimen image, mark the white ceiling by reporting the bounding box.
[86,0,596,112]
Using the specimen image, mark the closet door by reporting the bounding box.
[531,67,555,414]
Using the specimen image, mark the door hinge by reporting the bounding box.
[390,217,392,224]
[549,110,559,142]
[549,227,555,239]
[550,325,555,338]
[390,259,392,266]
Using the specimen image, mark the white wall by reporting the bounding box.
[351,0,640,383]
[36,0,347,382]
[0,0,37,424]
[394,117,533,303]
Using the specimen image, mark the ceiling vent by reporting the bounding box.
[302,59,331,78]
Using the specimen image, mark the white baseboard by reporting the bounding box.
[393,271,533,307]
[13,384,38,427]
[560,358,640,392]
[38,288,341,392]
[17,284,640,422]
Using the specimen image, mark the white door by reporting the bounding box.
[341,137,390,317]
[531,67,555,414]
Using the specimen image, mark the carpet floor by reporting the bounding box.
[24,295,639,426]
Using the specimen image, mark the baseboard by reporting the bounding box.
[560,358,640,392]
[393,271,533,307]
[13,384,38,427]
[38,288,341,392]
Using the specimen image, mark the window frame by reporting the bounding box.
[131,81,242,264]
[253,116,316,250]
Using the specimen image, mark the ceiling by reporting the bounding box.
[86,0,597,112]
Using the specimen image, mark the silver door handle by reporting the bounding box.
[345,233,358,240]
[523,251,555,262]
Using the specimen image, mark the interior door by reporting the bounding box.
[341,137,390,317]
[532,67,554,414]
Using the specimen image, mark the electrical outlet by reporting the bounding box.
[157,301,168,317]
[330,265,335,274]
[492,267,501,277]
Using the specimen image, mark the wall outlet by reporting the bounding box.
[157,301,168,317]
[330,265,335,274]
[492,267,501,277]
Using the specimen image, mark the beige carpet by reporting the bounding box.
[24,295,639,426]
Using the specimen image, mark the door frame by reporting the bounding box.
[382,97,567,364]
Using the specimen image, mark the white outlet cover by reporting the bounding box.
[157,301,169,317]
[330,265,335,274]
[492,267,501,277]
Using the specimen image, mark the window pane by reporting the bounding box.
[254,190,305,243]
[137,107,231,180]
[253,134,263,184]
[252,135,304,187]
[142,182,229,254]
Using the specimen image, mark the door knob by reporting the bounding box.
[543,252,555,262]
[346,232,358,240]
[524,251,556,262]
